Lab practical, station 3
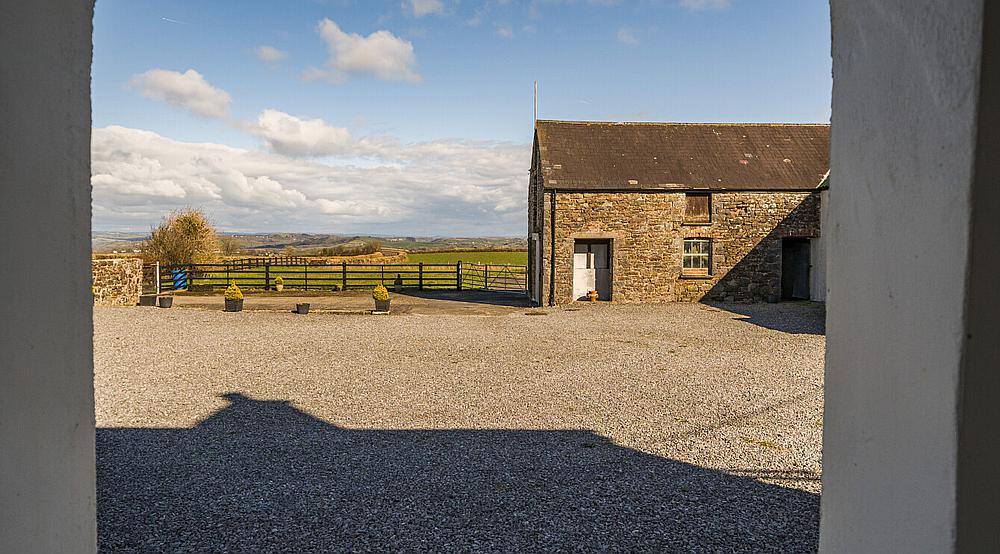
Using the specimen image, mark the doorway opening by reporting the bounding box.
[781,238,811,300]
[573,239,611,301]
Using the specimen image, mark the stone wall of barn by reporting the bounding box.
[92,258,143,306]
[535,190,821,304]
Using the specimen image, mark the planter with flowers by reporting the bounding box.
[372,284,390,314]
[274,276,284,292]
[224,282,244,312]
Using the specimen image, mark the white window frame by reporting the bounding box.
[682,238,712,276]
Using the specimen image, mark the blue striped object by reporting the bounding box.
[171,269,189,290]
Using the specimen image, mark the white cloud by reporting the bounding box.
[255,45,289,62]
[616,27,638,45]
[308,19,422,84]
[679,0,730,11]
[495,24,513,39]
[248,109,355,157]
[91,125,529,235]
[128,69,231,119]
[405,0,445,17]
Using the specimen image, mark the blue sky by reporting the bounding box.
[92,0,831,235]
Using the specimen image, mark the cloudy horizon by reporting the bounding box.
[92,0,832,236]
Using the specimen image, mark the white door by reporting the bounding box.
[573,245,596,300]
[573,241,611,300]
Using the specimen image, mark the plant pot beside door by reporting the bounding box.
[157,296,173,308]
[224,282,244,312]
[372,284,391,314]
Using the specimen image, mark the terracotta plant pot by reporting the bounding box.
[587,290,599,302]
[296,303,310,314]
[374,299,390,313]
[224,299,244,312]
[157,296,173,308]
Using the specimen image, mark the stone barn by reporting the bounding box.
[526,120,830,305]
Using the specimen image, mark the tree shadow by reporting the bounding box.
[702,301,826,335]
[97,393,819,552]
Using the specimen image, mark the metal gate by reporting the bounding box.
[461,263,527,293]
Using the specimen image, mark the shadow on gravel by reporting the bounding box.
[703,301,826,335]
[396,289,533,308]
[97,393,819,552]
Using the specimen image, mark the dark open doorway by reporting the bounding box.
[781,238,811,300]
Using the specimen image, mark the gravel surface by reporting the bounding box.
[94,301,825,553]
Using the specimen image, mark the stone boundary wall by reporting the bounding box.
[92,258,142,306]
[537,190,821,304]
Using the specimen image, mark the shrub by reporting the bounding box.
[143,209,219,266]
[224,282,243,301]
[372,284,389,301]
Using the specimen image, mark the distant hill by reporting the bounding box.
[92,231,526,254]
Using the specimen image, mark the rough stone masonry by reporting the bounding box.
[543,190,820,304]
[92,258,143,306]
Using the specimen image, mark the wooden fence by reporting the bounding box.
[157,262,527,293]
[223,255,309,271]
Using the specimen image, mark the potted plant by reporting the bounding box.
[587,290,599,302]
[274,276,284,292]
[372,284,390,313]
[224,282,244,312]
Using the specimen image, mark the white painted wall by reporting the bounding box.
[822,1,990,551]
[810,189,828,302]
[0,2,96,552]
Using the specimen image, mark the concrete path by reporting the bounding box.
[165,289,533,316]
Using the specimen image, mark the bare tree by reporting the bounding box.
[219,235,242,256]
[143,209,219,266]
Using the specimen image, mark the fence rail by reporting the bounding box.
[158,261,527,294]
[223,255,309,271]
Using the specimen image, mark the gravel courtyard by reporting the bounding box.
[94,301,825,553]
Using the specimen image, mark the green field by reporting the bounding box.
[405,250,527,265]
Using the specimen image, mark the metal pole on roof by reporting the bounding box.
[533,80,537,123]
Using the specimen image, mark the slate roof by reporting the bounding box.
[534,120,830,191]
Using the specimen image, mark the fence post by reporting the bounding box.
[484,264,489,291]
[342,262,347,290]
[381,265,385,285]
[419,262,424,290]
[456,261,462,291]
[265,263,270,291]
[304,264,308,291]
[155,261,160,295]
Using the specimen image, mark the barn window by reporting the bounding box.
[684,193,711,224]
[682,238,712,276]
